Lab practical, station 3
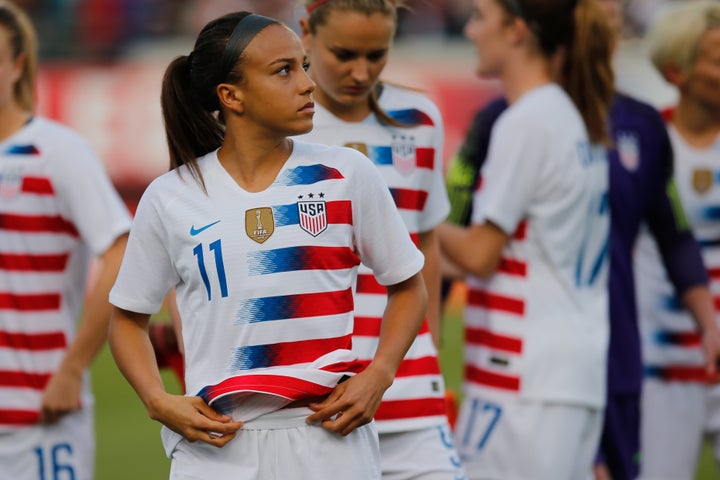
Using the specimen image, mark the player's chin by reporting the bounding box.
[288,118,314,136]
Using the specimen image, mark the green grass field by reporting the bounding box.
[91,310,719,479]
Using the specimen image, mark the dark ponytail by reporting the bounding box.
[560,0,614,144]
[499,0,614,144]
[160,11,279,190]
[160,55,223,188]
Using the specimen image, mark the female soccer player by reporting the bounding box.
[438,0,615,478]
[296,1,465,478]
[107,11,427,480]
[0,1,131,478]
[637,2,720,478]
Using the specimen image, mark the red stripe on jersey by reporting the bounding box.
[475,175,483,192]
[21,177,54,195]
[467,288,525,316]
[496,257,527,277]
[513,220,527,240]
[301,246,360,271]
[409,232,420,248]
[708,267,720,280]
[395,356,442,377]
[0,370,52,389]
[714,296,720,311]
[353,316,430,337]
[466,365,520,391]
[374,397,446,420]
[0,293,61,311]
[291,289,355,318]
[416,148,435,169]
[390,188,428,212]
[655,366,709,382]
[0,213,79,236]
[357,274,386,295]
[326,200,353,225]
[0,331,67,350]
[354,317,381,337]
[0,252,70,272]
[202,364,365,402]
[670,332,702,347]
[0,409,40,426]
[465,327,523,353]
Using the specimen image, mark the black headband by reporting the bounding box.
[504,0,526,19]
[219,13,278,81]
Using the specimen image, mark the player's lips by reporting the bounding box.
[299,101,315,114]
[341,85,369,96]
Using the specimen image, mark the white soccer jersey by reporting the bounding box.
[636,126,720,380]
[297,84,451,432]
[109,141,424,422]
[464,84,610,407]
[0,117,131,430]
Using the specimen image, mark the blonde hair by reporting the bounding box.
[648,1,720,77]
[0,0,37,111]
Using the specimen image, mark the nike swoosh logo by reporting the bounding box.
[190,220,221,236]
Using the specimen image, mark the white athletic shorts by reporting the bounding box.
[379,422,467,479]
[639,379,706,480]
[167,406,381,479]
[454,395,602,480]
[0,405,95,480]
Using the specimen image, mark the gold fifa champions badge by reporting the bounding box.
[692,168,714,195]
[245,207,274,243]
[344,142,368,156]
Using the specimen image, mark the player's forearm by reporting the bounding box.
[57,234,128,377]
[437,221,506,279]
[370,273,427,383]
[109,308,168,415]
[419,230,441,348]
[682,285,717,334]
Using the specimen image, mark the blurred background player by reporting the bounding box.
[107,11,428,480]
[0,1,131,479]
[295,0,466,478]
[636,2,720,479]
[443,1,720,478]
[438,0,614,478]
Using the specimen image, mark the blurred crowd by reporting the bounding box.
[15,0,679,61]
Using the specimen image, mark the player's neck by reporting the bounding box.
[0,102,31,143]
[672,100,720,149]
[501,60,552,105]
[217,135,293,193]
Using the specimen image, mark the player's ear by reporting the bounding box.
[300,18,313,52]
[216,83,244,114]
[662,63,687,89]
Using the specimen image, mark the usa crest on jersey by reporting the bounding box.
[298,200,327,236]
[391,134,416,174]
[617,131,640,172]
[0,168,23,200]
